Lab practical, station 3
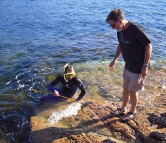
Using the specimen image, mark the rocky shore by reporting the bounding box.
[31,94,166,143]
[31,64,166,143]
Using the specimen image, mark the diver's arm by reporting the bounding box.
[47,74,62,94]
[48,85,55,93]
[76,78,86,101]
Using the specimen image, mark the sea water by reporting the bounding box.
[48,102,82,124]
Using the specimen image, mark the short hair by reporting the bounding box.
[106,8,125,22]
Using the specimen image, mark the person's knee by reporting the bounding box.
[128,90,137,94]
[123,88,129,94]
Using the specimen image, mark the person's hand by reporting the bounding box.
[109,60,116,70]
[53,90,60,96]
[141,66,148,79]
[76,95,84,101]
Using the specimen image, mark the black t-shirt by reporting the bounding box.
[49,74,86,97]
[117,22,151,73]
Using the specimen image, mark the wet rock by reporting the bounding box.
[149,132,166,141]
[31,98,166,143]
[148,113,166,128]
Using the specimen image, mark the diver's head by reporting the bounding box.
[64,63,75,80]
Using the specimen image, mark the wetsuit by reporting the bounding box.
[41,74,86,101]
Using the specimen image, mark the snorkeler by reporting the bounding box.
[40,63,86,101]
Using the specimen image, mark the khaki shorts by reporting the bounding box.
[122,68,145,91]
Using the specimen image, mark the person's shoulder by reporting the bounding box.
[73,76,82,82]
[73,76,79,80]
[57,73,64,78]
[129,21,144,31]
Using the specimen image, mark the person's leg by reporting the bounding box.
[110,88,129,115]
[121,88,130,112]
[128,73,144,113]
[128,90,138,113]
[121,73,141,121]
[110,68,130,115]
[121,90,138,121]
[121,68,130,112]
[121,69,144,120]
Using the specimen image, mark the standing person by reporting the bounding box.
[106,8,152,121]
[41,63,86,101]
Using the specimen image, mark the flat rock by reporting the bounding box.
[31,96,166,143]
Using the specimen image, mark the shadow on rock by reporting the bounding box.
[32,127,85,143]
[32,112,125,142]
[102,139,116,143]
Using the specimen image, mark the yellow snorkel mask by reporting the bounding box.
[63,63,76,80]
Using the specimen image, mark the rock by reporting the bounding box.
[30,97,166,143]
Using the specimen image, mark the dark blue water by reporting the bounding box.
[0,0,166,142]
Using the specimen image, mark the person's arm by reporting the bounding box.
[109,44,122,70]
[76,78,86,101]
[48,85,55,93]
[141,43,152,77]
[48,74,61,96]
